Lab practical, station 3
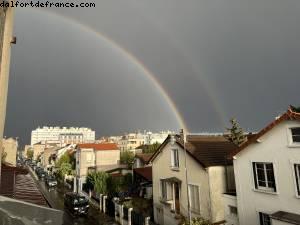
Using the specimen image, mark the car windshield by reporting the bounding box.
[74,196,87,205]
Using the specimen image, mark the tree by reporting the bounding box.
[93,171,110,195]
[58,162,72,178]
[142,142,161,154]
[55,152,70,168]
[226,118,247,146]
[120,151,135,168]
[26,149,34,160]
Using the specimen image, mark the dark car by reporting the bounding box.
[45,176,57,187]
[64,192,89,216]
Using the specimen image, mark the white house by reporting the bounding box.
[75,143,120,192]
[228,107,300,225]
[149,133,237,225]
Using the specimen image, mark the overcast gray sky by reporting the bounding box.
[4,0,300,145]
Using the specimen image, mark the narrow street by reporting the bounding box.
[30,169,116,225]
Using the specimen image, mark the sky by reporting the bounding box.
[4,0,300,146]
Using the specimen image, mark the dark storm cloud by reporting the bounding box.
[4,8,181,145]
[5,0,300,145]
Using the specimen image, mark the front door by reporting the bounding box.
[174,183,180,214]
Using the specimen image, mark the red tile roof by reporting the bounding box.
[77,143,119,151]
[228,107,300,158]
[133,167,152,181]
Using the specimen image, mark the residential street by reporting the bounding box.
[31,171,116,225]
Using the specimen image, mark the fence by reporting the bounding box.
[105,197,115,217]
[131,210,145,225]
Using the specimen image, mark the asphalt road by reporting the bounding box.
[30,169,116,225]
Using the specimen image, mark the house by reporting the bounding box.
[42,147,58,168]
[32,142,45,160]
[2,137,18,166]
[149,133,237,225]
[75,143,120,192]
[134,153,153,168]
[226,107,300,225]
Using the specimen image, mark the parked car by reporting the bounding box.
[64,192,89,216]
[45,176,57,187]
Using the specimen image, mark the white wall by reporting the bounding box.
[234,120,300,225]
[95,149,120,166]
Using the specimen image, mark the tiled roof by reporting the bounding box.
[186,135,237,167]
[133,167,152,181]
[135,153,153,164]
[228,107,300,158]
[0,164,48,207]
[149,134,237,167]
[77,143,119,151]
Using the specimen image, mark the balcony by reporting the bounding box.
[0,195,63,225]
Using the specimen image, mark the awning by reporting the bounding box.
[161,177,181,183]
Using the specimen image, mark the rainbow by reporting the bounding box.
[20,7,228,133]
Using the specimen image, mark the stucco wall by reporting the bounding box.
[95,149,120,166]
[234,120,300,225]
[152,142,212,225]
[78,148,95,177]
[208,166,227,222]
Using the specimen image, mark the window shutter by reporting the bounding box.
[252,162,258,189]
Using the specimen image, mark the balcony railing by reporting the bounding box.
[0,195,63,225]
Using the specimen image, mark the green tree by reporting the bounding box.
[58,162,72,178]
[93,171,110,195]
[143,142,161,154]
[120,151,135,168]
[26,149,34,160]
[55,152,70,168]
[226,118,247,146]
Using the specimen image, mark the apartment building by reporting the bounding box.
[117,131,173,152]
[149,133,236,225]
[226,107,300,225]
[31,126,95,145]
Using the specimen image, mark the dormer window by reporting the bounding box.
[291,128,300,143]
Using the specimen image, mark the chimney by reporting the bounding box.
[179,129,184,142]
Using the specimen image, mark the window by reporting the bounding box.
[253,162,276,192]
[229,206,238,216]
[291,128,300,143]
[259,212,271,225]
[188,184,200,213]
[160,180,167,200]
[171,149,179,168]
[294,164,300,196]
[160,180,173,201]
